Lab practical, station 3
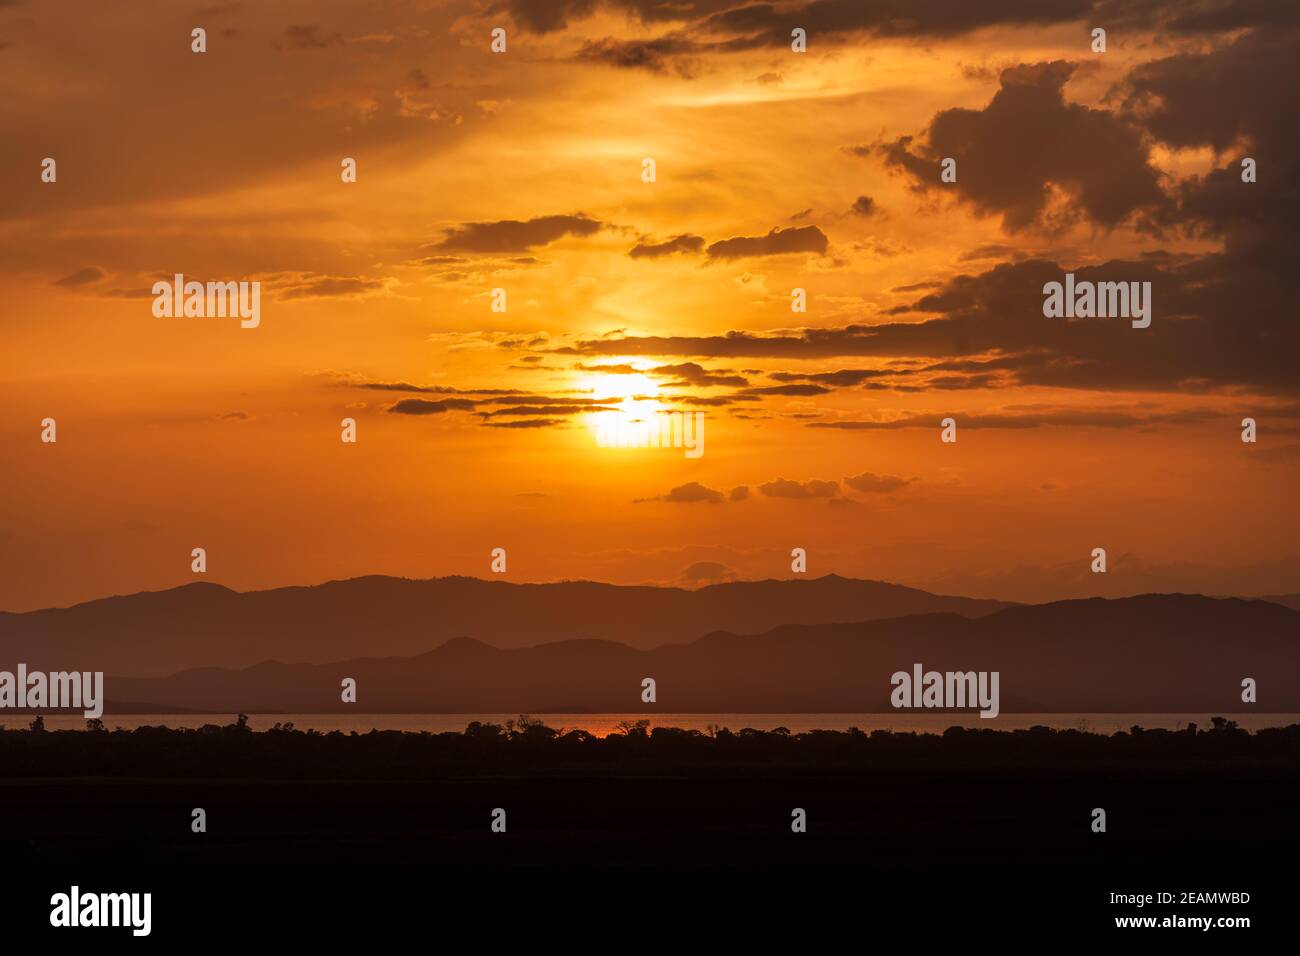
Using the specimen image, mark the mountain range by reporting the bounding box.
[97,594,1300,714]
[2,576,1296,714]
[0,574,1011,676]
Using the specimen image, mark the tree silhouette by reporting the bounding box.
[615,719,651,737]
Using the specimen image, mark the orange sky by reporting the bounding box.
[2,0,1298,610]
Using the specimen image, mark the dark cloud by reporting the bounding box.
[848,195,877,217]
[430,214,605,253]
[638,481,725,504]
[577,35,703,74]
[810,407,1226,430]
[696,0,1098,47]
[677,560,739,585]
[880,61,1165,232]
[844,471,912,493]
[759,477,838,499]
[274,25,344,51]
[664,394,756,406]
[769,368,890,387]
[482,404,619,417]
[1121,25,1300,283]
[482,418,566,428]
[359,383,528,396]
[494,0,599,33]
[651,362,748,387]
[628,234,706,258]
[53,266,104,288]
[729,485,750,501]
[499,0,1195,50]
[573,362,639,374]
[1098,0,1300,35]
[499,0,737,35]
[403,68,431,90]
[741,383,832,397]
[706,225,828,260]
[958,243,1019,262]
[382,387,621,420]
[387,398,478,415]
[565,252,1300,395]
[275,275,386,300]
[476,394,620,406]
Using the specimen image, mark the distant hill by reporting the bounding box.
[103,594,1300,713]
[0,574,1013,676]
[1261,594,1300,612]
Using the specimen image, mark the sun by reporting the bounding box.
[573,363,667,444]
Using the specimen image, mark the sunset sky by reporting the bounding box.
[2,0,1298,611]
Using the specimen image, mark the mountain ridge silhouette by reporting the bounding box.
[88,593,1300,714]
[0,573,1015,676]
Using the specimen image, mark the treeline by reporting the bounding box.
[1,715,1297,779]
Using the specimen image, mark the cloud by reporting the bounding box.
[769,369,890,387]
[430,214,605,253]
[274,274,389,300]
[628,234,706,258]
[697,0,1102,46]
[958,243,1019,262]
[573,361,747,387]
[358,382,527,396]
[577,35,704,75]
[565,252,1300,395]
[652,362,748,387]
[880,61,1165,232]
[741,383,833,397]
[664,394,756,406]
[706,225,828,260]
[844,471,913,493]
[848,195,877,217]
[637,481,725,504]
[1102,0,1300,36]
[481,404,618,417]
[729,485,749,501]
[482,418,566,428]
[759,477,839,499]
[53,266,104,288]
[676,560,738,586]
[810,407,1229,430]
[497,0,600,33]
[274,25,345,51]
[379,387,623,421]
[501,0,737,35]
[1121,25,1300,282]
[387,398,478,415]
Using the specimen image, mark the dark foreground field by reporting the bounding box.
[2,716,1297,868]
